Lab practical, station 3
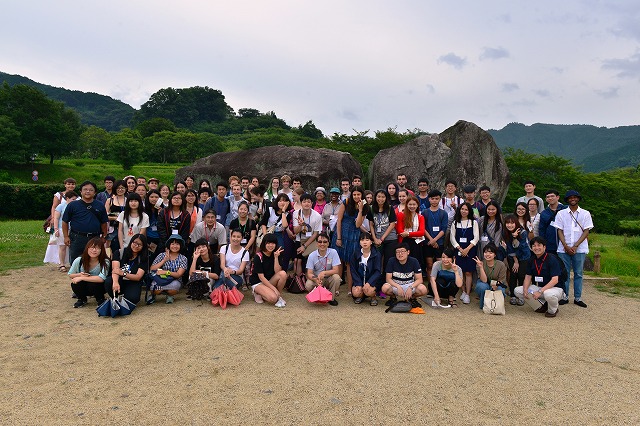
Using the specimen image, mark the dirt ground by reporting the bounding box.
[0,265,638,425]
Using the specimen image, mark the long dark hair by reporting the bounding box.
[502,214,523,243]
[453,202,475,223]
[169,191,186,213]
[81,237,108,273]
[123,193,144,225]
[371,189,390,214]
[481,200,503,235]
[145,189,162,218]
[515,201,532,225]
[345,185,369,217]
[122,233,148,262]
[274,193,291,215]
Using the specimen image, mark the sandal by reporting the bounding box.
[58,265,67,272]
[448,299,458,308]
[370,299,378,306]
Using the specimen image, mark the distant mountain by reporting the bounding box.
[488,122,640,172]
[0,71,135,131]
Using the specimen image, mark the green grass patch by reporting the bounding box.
[0,221,48,274]
[1,159,185,186]
[587,233,640,298]
[590,233,640,277]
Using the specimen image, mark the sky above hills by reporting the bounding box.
[2,1,638,135]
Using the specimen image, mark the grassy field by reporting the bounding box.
[1,220,639,299]
[0,159,184,185]
[0,221,50,274]
[588,233,640,298]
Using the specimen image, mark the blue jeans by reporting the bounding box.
[475,280,506,309]
[558,252,586,300]
[213,274,243,289]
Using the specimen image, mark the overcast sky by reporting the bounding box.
[2,1,639,135]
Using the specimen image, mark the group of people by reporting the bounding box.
[45,172,594,317]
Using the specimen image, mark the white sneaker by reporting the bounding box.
[461,292,471,304]
[253,291,263,304]
[278,297,286,306]
[275,297,286,308]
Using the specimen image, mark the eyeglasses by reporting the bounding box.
[395,249,408,254]
[317,240,329,244]
[131,241,143,247]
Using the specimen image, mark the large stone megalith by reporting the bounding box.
[175,145,362,190]
[369,120,510,203]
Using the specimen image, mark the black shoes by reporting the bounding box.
[328,299,338,306]
[73,299,87,308]
[535,302,549,313]
[559,299,569,305]
[574,300,588,308]
[545,310,557,318]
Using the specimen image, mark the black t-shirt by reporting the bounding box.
[194,255,221,276]
[527,253,562,288]
[249,252,276,284]
[113,250,147,281]
[386,257,421,286]
[229,218,257,245]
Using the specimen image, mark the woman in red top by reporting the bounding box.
[395,195,426,272]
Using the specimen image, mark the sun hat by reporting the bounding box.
[329,187,340,194]
[314,186,327,197]
[166,234,185,249]
[564,189,582,202]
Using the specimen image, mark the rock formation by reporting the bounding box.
[176,145,362,190]
[369,120,510,203]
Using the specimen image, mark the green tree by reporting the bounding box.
[297,120,324,139]
[78,126,111,159]
[0,115,25,167]
[107,129,142,170]
[0,83,83,164]
[136,117,177,138]
[135,86,234,128]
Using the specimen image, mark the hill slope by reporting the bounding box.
[0,71,135,131]
[488,122,640,172]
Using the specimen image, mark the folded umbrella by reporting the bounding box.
[306,286,333,304]
[219,287,228,309]
[115,295,136,316]
[210,287,222,306]
[227,287,244,306]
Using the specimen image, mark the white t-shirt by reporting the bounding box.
[219,244,250,271]
[293,209,323,242]
[117,212,150,247]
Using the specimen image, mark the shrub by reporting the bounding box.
[0,183,60,219]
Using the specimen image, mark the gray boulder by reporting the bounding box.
[369,120,510,203]
[176,145,362,190]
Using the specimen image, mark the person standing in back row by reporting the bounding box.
[62,181,109,264]
[555,190,593,308]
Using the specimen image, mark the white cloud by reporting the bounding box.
[479,46,510,61]
[437,53,468,70]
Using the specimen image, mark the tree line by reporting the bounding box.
[1,82,639,234]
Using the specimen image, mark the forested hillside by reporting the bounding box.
[0,71,134,131]
[489,122,640,172]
